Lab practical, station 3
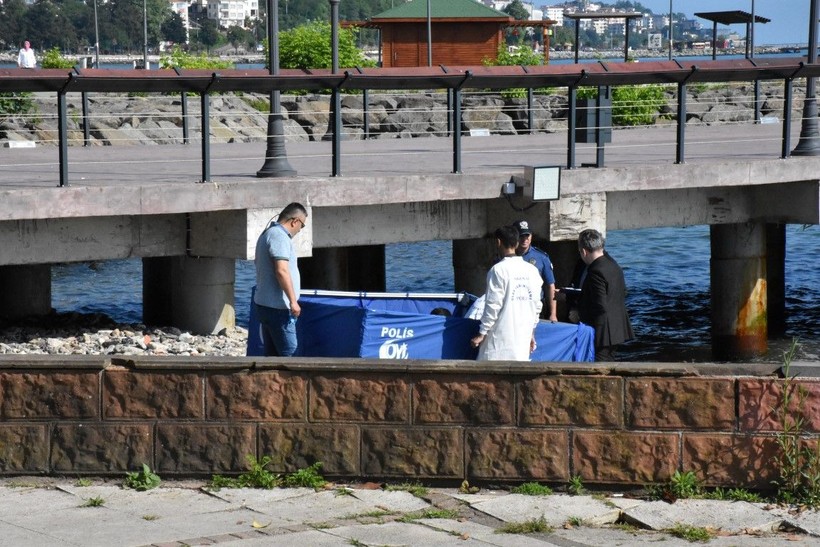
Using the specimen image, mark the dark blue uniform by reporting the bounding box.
[521,246,555,287]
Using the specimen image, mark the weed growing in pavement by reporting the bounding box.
[142,514,160,521]
[335,487,354,496]
[567,475,585,495]
[704,487,763,503]
[773,339,820,507]
[282,462,326,489]
[210,455,279,489]
[343,509,397,524]
[566,516,583,527]
[124,463,161,491]
[348,539,366,547]
[613,522,640,533]
[668,471,703,499]
[75,477,92,487]
[511,482,553,496]
[385,482,428,498]
[80,496,105,507]
[665,522,713,542]
[397,508,459,522]
[495,515,553,534]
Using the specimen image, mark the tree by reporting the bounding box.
[162,11,187,45]
[0,0,28,51]
[226,25,249,53]
[197,19,221,54]
[278,21,375,69]
[503,0,529,21]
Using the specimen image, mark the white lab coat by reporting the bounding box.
[477,256,543,361]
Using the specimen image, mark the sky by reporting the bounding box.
[635,0,811,46]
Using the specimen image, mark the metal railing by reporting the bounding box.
[1,57,819,187]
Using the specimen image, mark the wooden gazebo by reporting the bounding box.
[350,0,554,67]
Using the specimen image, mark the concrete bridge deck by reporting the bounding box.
[1,123,818,346]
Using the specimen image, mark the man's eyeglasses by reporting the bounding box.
[292,217,306,229]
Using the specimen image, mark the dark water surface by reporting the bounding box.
[52,225,819,363]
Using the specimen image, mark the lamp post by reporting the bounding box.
[426,0,432,66]
[93,0,100,68]
[257,0,296,177]
[143,0,148,69]
[793,0,820,155]
[668,0,672,60]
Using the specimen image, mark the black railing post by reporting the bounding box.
[82,92,91,145]
[567,86,577,169]
[363,88,369,139]
[58,91,69,187]
[452,87,462,173]
[527,87,534,134]
[782,77,794,159]
[676,81,687,164]
[201,91,211,183]
[181,92,189,144]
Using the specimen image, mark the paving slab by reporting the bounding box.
[417,517,550,546]
[327,520,490,546]
[347,489,432,512]
[622,499,783,534]
[780,510,820,537]
[470,493,621,526]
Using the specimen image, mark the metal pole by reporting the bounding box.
[330,0,341,176]
[668,0,673,60]
[750,0,755,58]
[257,0,296,177]
[427,0,432,66]
[143,0,148,69]
[93,0,100,68]
[793,0,820,155]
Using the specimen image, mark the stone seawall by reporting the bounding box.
[0,355,812,489]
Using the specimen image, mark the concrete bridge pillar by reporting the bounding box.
[453,238,497,297]
[710,222,767,361]
[143,256,235,335]
[0,265,52,320]
[549,240,583,321]
[300,245,386,292]
[766,223,786,337]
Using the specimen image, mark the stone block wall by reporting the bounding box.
[0,355,813,488]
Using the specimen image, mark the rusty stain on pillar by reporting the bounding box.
[710,222,768,361]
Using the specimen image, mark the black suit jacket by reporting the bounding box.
[578,252,634,349]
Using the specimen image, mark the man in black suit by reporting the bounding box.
[576,229,634,361]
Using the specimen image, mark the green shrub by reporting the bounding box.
[577,84,667,126]
[40,47,76,69]
[279,22,376,70]
[511,482,553,496]
[159,46,235,70]
[0,92,35,119]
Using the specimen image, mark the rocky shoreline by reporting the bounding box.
[0,312,248,356]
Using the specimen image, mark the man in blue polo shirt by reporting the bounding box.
[513,219,557,322]
[254,202,308,356]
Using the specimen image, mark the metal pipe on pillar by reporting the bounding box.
[257,0,296,177]
[793,0,820,155]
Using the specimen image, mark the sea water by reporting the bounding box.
[51,224,819,363]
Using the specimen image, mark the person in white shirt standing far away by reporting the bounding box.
[471,225,544,361]
[17,41,36,68]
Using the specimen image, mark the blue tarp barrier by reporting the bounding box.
[247,289,594,362]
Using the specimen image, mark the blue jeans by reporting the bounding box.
[255,304,297,357]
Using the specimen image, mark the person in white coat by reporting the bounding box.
[17,41,36,68]
[470,225,543,361]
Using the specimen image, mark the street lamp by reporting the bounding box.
[257,0,296,176]
[668,0,672,60]
[793,0,820,155]
[328,0,341,176]
[426,0,432,66]
[93,0,100,68]
[143,0,148,69]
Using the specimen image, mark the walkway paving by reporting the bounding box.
[1,479,819,546]
[0,122,805,189]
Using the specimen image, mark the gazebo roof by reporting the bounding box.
[372,0,510,20]
[694,10,770,25]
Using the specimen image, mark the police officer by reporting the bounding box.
[513,219,558,322]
